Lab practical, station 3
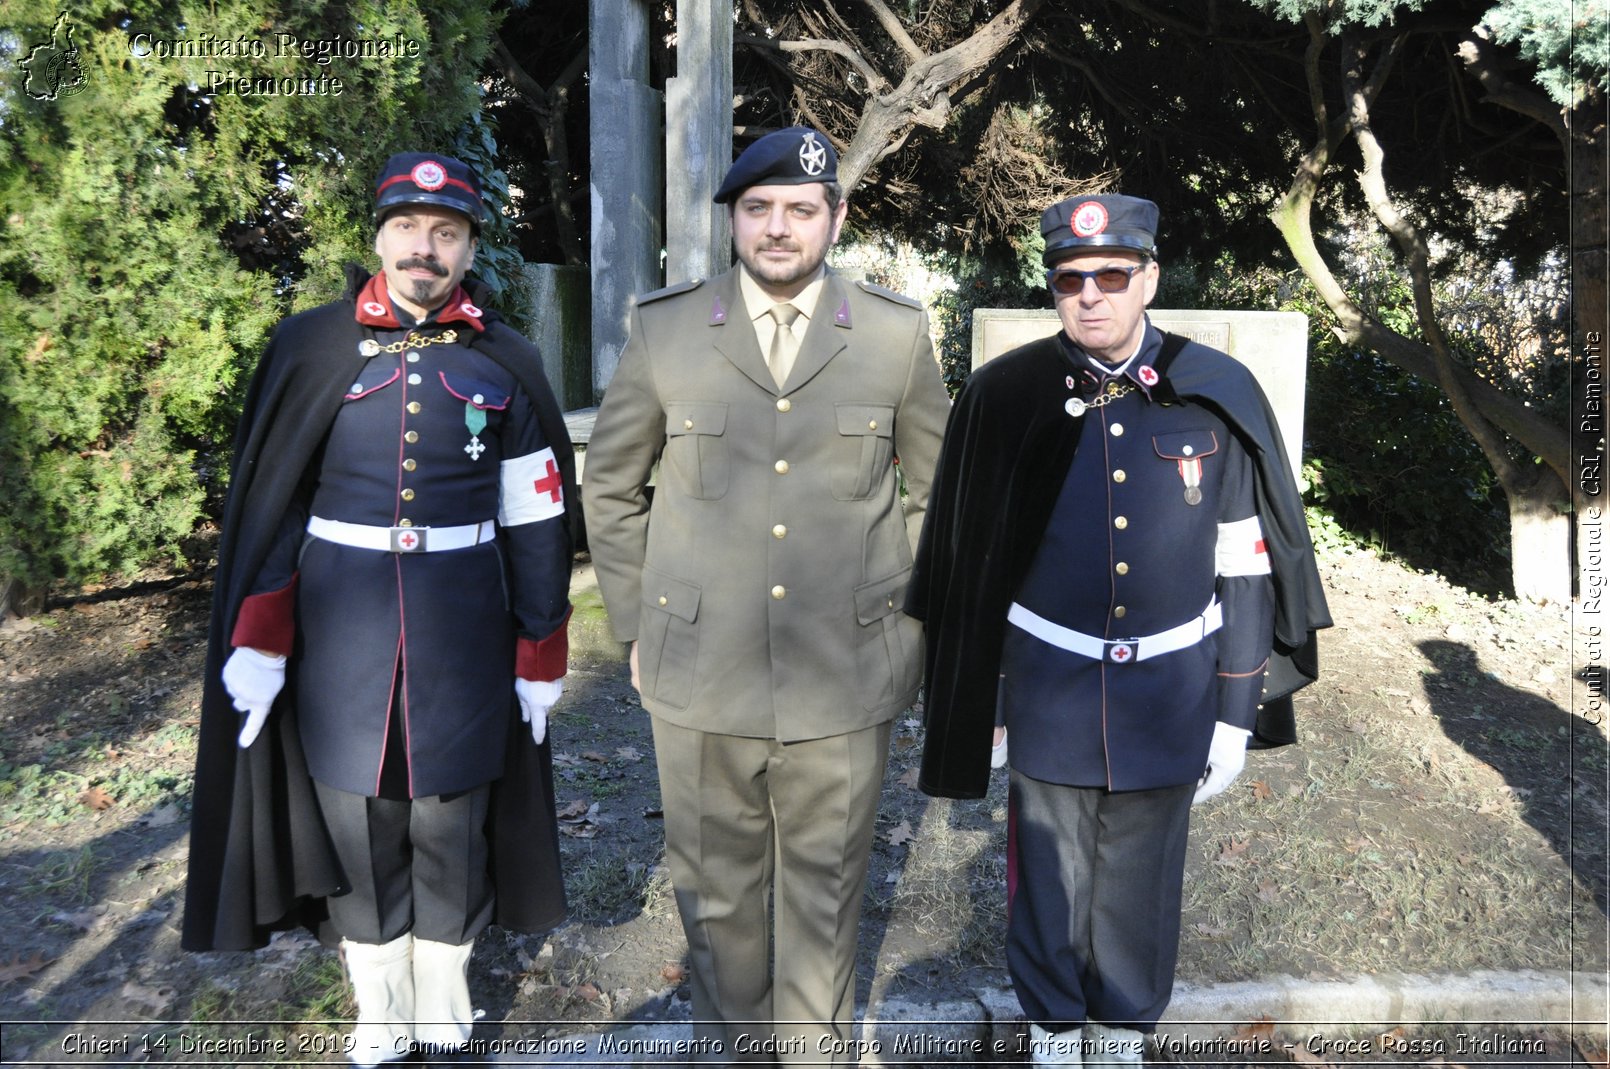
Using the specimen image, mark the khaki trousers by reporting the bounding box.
[650,717,890,1066]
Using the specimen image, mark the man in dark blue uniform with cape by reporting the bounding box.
[910,194,1330,1065]
[184,152,576,1065]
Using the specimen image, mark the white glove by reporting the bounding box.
[222,647,286,749]
[990,727,1009,769]
[1193,722,1251,804]
[515,678,563,745]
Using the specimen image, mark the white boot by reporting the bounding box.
[1030,1023,1084,1066]
[1086,1023,1146,1066]
[413,937,475,1055]
[342,935,414,1066]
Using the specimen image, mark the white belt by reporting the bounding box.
[307,516,495,553]
[1007,599,1222,664]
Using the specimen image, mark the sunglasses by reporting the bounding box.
[1045,264,1147,295]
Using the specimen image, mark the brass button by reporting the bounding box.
[777,398,792,412]
[405,430,419,443]
[1115,562,1129,575]
[400,488,415,501]
[403,459,417,472]
[684,418,694,430]
[774,459,790,474]
[771,585,786,600]
[1113,469,1127,483]
[1110,423,1124,436]
[658,595,668,606]
[399,518,413,527]
[407,401,422,414]
[1114,606,1127,619]
[868,419,878,430]
[887,596,894,608]
[1114,516,1128,530]
[772,525,787,539]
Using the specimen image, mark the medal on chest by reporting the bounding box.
[1178,456,1203,505]
[464,401,488,460]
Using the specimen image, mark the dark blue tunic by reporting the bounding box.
[1000,330,1275,790]
[251,324,569,799]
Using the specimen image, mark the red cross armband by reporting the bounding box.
[1215,516,1271,577]
[499,446,567,527]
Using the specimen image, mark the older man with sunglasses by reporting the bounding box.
[909,194,1329,1065]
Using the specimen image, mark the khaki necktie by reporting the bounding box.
[767,303,802,387]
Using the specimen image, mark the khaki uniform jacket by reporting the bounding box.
[583,266,951,741]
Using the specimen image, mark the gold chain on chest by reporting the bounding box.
[1065,380,1134,418]
[359,329,458,357]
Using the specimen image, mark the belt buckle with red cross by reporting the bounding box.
[1105,639,1138,664]
[389,527,427,553]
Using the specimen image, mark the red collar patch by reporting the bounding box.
[354,274,485,332]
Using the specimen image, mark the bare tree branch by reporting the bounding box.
[836,0,1047,191]
[1455,27,1570,143]
[490,34,587,265]
[859,0,925,65]
[1343,35,1527,490]
[736,32,889,90]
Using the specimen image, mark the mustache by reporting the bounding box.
[396,257,448,277]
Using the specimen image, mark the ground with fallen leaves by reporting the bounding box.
[0,541,1604,1065]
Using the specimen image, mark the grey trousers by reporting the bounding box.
[1007,771,1194,1033]
[315,780,494,946]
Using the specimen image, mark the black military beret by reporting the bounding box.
[374,152,483,229]
[713,126,838,204]
[1041,194,1159,265]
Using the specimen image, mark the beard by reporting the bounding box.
[408,277,440,306]
[739,241,827,291]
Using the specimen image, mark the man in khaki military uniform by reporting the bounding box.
[582,127,950,1062]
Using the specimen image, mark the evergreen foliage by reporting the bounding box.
[0,1,503,594]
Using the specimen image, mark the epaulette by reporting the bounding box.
[854,279,922,309]
[635,278,704,305]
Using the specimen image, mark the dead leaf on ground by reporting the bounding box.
[896,767,920,790]
[556,799,591,820]
[1575,1036,1608,1069]
[885,820,915,847]
[1251,779,1273,801]
[0,952,52,984]
[1254,880,1280,904]
[571,982,602,1002]
[1215,837,1251,865]
[581,750,609,763]
[120,979,172,1014]
[660,963,686,984]
[80,785,114,810]
[1192,922,1231,938]
[552,752,582,767]
[615,746,644,763]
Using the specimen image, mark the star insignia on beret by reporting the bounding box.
[798,133,827,177]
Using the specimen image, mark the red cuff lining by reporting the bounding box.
[231,575,299,655]
[517,605,572,681]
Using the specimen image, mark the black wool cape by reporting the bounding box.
[182,267,579,951]
[908,331,1333,800]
